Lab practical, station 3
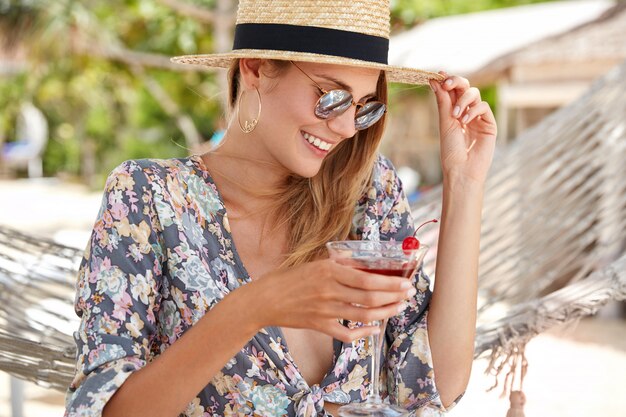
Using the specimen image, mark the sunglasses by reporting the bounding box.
[290,61,386,131]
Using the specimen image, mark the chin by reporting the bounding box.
[281,151,326,178]
[291,162,323,178]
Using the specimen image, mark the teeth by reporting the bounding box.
[303,132,332,151]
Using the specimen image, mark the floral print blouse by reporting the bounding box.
[65,154,461,417]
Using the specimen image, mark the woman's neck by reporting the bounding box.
[202,126,289,218]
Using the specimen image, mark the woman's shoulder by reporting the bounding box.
[352,154,411,239]
[354,154,404,214]
[370,153,403,201]
[108,156,197,176]
[105,156,202,188]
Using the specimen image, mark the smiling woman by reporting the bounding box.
[63,1,497,417]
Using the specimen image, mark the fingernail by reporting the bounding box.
[397,302,407,313]
[453,106,461,117]
[429,80,437,92]
[445,78,453,86]
[407,288,417,298]
[462,114,469,124]
[400,280,412,289]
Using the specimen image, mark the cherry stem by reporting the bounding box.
[413,218,439,237]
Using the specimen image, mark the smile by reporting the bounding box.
[302,131,333,151]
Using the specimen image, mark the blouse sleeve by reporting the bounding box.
[65,160,165,416]
[376,157,464,415]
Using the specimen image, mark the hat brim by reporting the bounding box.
[170,49,443,86]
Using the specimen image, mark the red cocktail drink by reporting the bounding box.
[355,262,417,278]
[326,241,428,417]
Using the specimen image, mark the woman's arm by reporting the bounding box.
[103,285,260,417]
[428,177,483,407]
[427,74,496,407]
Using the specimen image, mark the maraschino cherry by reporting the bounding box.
[402,219,439,251]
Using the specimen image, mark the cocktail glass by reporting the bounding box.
[326,240,429,417]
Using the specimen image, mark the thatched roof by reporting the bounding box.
[472,3,626,83]
[389,0,614,79]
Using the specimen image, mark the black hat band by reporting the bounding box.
[233,23,389,64]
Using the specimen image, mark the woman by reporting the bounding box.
[65,1,496,416]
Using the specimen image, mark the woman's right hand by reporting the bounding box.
[238,259,417,343]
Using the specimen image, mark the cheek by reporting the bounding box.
[264,89,317,127]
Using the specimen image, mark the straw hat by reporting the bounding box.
[171,0,443,85]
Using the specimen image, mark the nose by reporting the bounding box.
[326,106,358,139]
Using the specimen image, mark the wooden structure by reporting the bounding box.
[473,3,626,143]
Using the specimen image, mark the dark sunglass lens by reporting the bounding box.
[355,102,386,130]
[315,90,353,119]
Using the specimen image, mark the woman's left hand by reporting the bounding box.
[430,73,497,185]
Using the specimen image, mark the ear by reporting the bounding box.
[239,58,263,90]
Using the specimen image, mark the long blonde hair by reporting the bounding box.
[226,59,388,267]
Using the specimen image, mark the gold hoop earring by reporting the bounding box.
[237,87,262,134]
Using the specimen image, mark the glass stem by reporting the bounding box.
[367,319,386,403]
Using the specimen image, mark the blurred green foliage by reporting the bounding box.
[1,0,221,185]
[0,0,555,185]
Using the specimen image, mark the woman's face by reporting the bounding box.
[251,60,382,178]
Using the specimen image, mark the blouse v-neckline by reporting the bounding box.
[189,154,343,390]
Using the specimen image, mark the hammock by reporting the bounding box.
[0,227,80,391]
[1,60,625,399]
